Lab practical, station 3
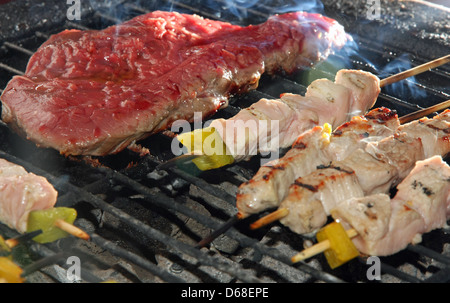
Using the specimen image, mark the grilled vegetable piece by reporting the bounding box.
[176,126,234,170]
[0,257,24,283]
[27,207,77,244]
[316,221,359,269]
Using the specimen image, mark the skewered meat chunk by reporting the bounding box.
[394,156,450,231]
[236,125,332,217]
[335,69,381,118]
[331,156,450,256]
[397,110,450,158]
[347,132,425,194]
[209,97,320,162]
[1,11,349,156]
[279,165,364,235]
[0,159,58,233]
[236,107,400,218]
[327,107,400,161]
[293,78,352,127]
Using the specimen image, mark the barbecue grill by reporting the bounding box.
[0,0,449,285]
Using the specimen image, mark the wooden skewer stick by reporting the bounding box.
[54,219,90,241]
[291,228,359,263]
[399,99,450,124]
[379,54,450,87]
[3,230,43,249]
[2,220,89,249]
[249,208,289,230]
[250,209,288,230]
[195,215,240,248]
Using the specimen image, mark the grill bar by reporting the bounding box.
[406,244,450,267]
[89,234,185,283]
[379,263,423,283]
[0,150,268,283]
[99,164,346,282]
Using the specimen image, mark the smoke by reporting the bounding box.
[378,53,428,100]
[87,0,150,24]
[269,0,324,14]
[206,0,324,20]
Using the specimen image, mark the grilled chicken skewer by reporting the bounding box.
[251,109,450,234]
[176,69,380,171]
[173,54,449,171]
[0,158,89,243]
[237,107,400,218]
[292,155,450,265]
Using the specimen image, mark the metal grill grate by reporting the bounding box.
[0,0,449,283]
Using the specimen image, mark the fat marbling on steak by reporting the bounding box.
[0,11,349,156]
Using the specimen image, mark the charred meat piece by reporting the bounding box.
[279,165,364,235]
[332,156,450,256]
[0,159,58,233]
[328,106,399,161]
[0,11,348,156]
[236,107,399,218]
[397,110,450,159]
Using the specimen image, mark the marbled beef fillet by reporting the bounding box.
[0,11,348,156]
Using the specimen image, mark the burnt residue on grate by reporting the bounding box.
[0,0,450,283]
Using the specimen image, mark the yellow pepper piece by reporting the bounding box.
[27,207,77,244]
[0,257,24,283]
[177,127,235,171]
[316,221,359,269]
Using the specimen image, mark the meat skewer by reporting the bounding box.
[0,158,89,243]
[250,108,450,234]
[1,11,350,156]
[236,107,400,218]
[196,103,450,248]
[172,54,450,171]
[291,155,450,267]
[236,96,450,220]
[174,68,381,171]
